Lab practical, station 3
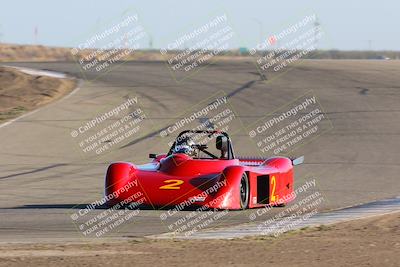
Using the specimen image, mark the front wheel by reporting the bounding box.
[239,172,249,209]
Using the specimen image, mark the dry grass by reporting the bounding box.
[0,66,76,122]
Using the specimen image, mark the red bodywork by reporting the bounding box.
[105,152,297,210]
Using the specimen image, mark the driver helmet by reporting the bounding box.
[173,136,195,156]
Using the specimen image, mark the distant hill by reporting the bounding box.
[0,43,399,62]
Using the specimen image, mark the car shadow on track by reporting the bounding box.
[9,204,218,211]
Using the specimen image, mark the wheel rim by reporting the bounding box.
[240,176,248,206]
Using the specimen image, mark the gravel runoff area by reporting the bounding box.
[0,212,398,267]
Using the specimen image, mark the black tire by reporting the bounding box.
[239,172,250,209]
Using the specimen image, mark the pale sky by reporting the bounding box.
[0,0,398,50]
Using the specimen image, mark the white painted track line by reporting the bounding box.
[151,197,400,239]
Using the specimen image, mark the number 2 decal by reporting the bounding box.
[270,176,277,202]
[159,179,184,190]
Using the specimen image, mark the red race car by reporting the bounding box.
[105,130,303,210]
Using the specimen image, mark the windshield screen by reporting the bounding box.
[171,131,226,159]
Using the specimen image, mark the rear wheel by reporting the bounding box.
[239,173,249,209]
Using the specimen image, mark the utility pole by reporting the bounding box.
[251,18,267,81]
[367,40,372,50]
[313,16,320,50]
[34,26,38,45]
[149,35,153,50]
[252,18,263,47]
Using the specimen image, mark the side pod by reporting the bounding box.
[208,165,245,210]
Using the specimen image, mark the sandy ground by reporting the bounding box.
[0,43,247,63]
[0,43,167,62]
[0,66,76,122]
[0,212,398,267]
[0,44,72,62]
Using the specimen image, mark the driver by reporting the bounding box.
[173,136,195,156]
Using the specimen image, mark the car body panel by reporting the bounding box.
[105,153,296,210]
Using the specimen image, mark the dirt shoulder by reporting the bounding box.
[0,212,398,267]
[0,66,76,123]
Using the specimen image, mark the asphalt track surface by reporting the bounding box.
[0,60,399,242]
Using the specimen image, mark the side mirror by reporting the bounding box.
[216,135,228,152]
[291,156,304,166]
[149,153,157,159]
